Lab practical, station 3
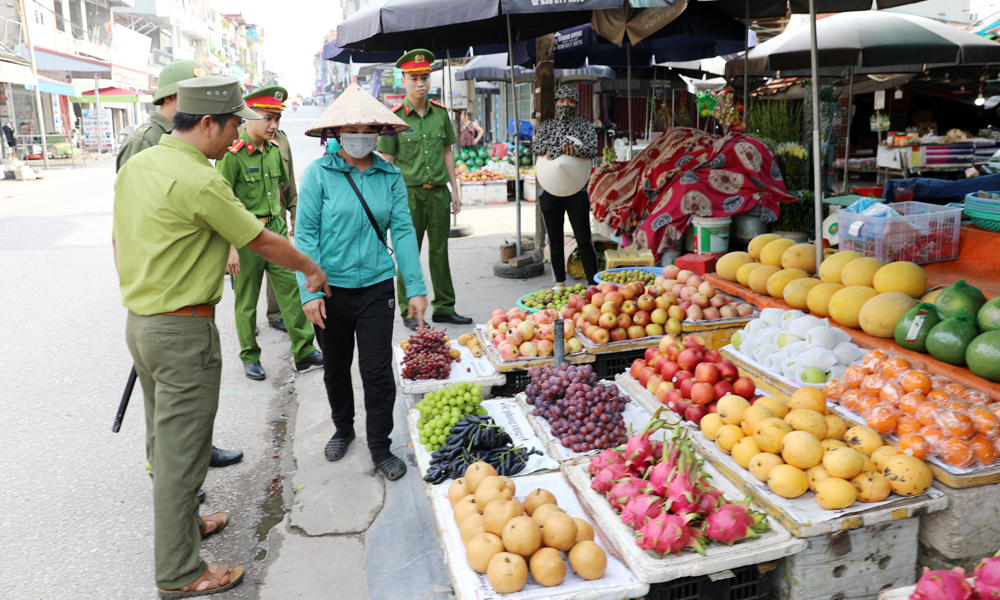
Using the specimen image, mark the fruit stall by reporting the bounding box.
[392,329,505,399]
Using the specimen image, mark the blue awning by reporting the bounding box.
[25,79,80,96]
[17,46,110,73]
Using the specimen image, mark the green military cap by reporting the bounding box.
[396,49,435,74]
[244,85,288,112]
[153,59,208,105]
[176,76,262,119]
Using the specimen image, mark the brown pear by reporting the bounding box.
[568,540,607,581]
[487,552,528,594]
[531,503,564,526]
[466,532,504,574]
[474,475,516,506]
[523,488,557,516]
[448,478,470,508]
[540,511,578,552]
[501,516,542,556]
[453,495,483,525]
[482,498,524,536]
[573,518,595,543]
[529,547,566,587]
[459,512,487,546]
[464,462,498,493]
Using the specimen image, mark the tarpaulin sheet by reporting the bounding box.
[882,173,1000,202]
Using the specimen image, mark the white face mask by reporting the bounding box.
[339,133,379,159]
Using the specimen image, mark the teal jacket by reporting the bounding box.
[295,151,427,303]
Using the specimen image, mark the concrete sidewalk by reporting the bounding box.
[256,201,588,599]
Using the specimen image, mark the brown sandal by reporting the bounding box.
[200,512,228,539]
[158,564,244,598]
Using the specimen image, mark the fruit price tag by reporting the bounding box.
[905,308,929,344]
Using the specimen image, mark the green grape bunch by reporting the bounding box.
[416,382,489,451]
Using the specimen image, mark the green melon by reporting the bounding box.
[935,279,987,319]
[967,331,1000,382]
[894,303,942,353]
[926,309,980,366]
[978,296,1000,332]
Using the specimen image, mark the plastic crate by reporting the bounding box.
[595,348,647,380]
[676,254,718,277]
[647,564,771,600]
[492,370,532,397]
[837,201,961,264]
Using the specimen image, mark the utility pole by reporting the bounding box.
[17,0,48,168]
[534,33,554,252]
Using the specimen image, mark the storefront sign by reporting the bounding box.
[50,94,63,134]
[874,90,885,111]
[151,48,172,69]
[82,108,113,151]
[112,65,149,90]
[384,94,404,108]
[111,24,152,72]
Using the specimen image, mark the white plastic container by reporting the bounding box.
[691,215,731,257]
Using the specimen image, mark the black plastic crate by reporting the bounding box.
[595,348,647,380]
[648,564,771,600]
[492,370,532,397]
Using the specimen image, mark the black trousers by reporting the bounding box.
[540,189,599,285]
[314,278,397,461]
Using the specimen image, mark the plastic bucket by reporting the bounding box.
[691,216,732,258]
[732,213,766,242]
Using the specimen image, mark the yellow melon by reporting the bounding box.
[858,292,919,338]
[872,262,927,298]
[760,238,797,267]
[829,286,879,329]
[781,243,820,274]
[748,265,782,295]
[747,234,783,260]
[716,252,754,282]
[806,282,845,318]
[736,262,763,287]
[921,288,945,304]
[766,269,809,299]
[818,251,862,284]
[841,257,885,287]
[784,277,823,310]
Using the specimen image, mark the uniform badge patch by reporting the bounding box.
[246,166,260,173]
[388,299,395,310]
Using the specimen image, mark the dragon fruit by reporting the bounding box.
[974,556,1000,599]
[911,567,973,600]
[636,512,706,556]
[620,494,665,530]
[665,448,704,515]
[651,440,664,462]
[591,462,631,494]
[608,476,648,512]
[701,500,769,545]
[624,414,668,474]
[695,486,725,518]
[589,448,625,475]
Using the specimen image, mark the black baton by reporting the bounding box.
[113,365,137,433]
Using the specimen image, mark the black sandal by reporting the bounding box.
[324,431,355,462]
[376,455,407,481]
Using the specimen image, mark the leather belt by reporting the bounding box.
[422,183,436,189]
[162,304,215,318]
[257,215,273,224]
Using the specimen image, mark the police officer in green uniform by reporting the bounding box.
[116,58,244,476]
[217,85,322,381]
[264,128,297,332]
[113,75,330,597]
[116,59,205,172]
[377,49,472,329]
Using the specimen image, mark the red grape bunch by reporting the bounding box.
[525,363,629,453]
[401,328,454,380]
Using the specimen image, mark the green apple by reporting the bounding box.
[800,368,828,384]
[731,331,742,351]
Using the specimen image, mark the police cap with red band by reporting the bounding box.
[244,85,287,112]
[395,49,435,74]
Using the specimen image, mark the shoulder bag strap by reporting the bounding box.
[342,171,392,256]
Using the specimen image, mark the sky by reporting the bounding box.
[216,0,343,98]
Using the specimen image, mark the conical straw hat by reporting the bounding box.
[305,83,411,138]
[535,152,591,197]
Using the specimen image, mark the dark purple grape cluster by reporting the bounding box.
[401,328,453,380]
[524,363,629,453]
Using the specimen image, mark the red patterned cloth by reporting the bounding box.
[588,128,796,259]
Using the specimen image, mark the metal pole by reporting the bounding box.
[447,49,457,227]
[626,43,632,160]
[671,88,675,129]
[743,0,750,130]
[507,14,522,257]
[554,319,565,365]
[19,0,48,168]
[95,74,102,160]
[842,66,854,194]
[809,0,823,272]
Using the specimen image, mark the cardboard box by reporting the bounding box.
[484,181,507,204]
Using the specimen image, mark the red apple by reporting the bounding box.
[691,382,716,405]
[750,394,765,403]
[644,347,661,364]
[636,294,656,312]
[601,301,620,316]
[674,370,694,385]
[584,286,598,302]
[619,285,636,301]
[630,359,646,380]
[654,295,672,310]
[695,362,720,385]
[654,380,675,403]
[685,404,709,426]
[598,313,617,330]
[605,291,624,306]
[590,328,610,345]
[714,380,734,399]
[733,377,756,400]
[585,306,601,325]
[633,311,651,327]
[638,366,656,388]
[662,265,680,279]
[591,292,606,307]
[620,300,637,316]
[616,312,632,329]
[717,360,739,382]
[663,341,685,362]
[703,349,722,364]
[646,374,664,394]
[677,348,704,372]
[663,389,684,413]
[627,325,646,339]
[707,401,718,413]
[610,327,628,342]
[659,360,680,382]
[673,395,691,416]
[604,283,619,293]
[680,377,697,399]
[683,335,707,352]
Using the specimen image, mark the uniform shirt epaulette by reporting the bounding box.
[430,99,447,108]
[270,139,280,147]
[390,103,404,112]
[228,140,246,154]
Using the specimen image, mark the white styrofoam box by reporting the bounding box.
[460,182,484,204]
[484,181,507,204]
[523,176,538,202]
[920,481,1000,561]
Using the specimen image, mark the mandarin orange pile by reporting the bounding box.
[824,349,999,469]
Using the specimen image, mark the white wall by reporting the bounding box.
[885,0,973,24]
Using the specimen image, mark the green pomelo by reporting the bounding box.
[926,309,980,366]
[978,296,1000,332]
[894,303,942,353]
[935,279,987,319]
[967,331,1000,382]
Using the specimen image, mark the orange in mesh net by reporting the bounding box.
[861,374,887,398]
[824,379,847,402]
[920,425,946,444]
[931,375,952,390]
[896,415,922,436]
[936,410,975,439]
[880,357,912,380]
[899,393,928,415]
[968,407,1000,439]
[927,389,954,403]
[916,402,944,427]
[841,388,863,412]
[970,434,998,466]
[945,383,968,397]
[935,437,975,468]
[880,381,906,407]
[857,395,882,416]
[865,406,899,435]
[901,370,932,395]
[863,350,889,375]
[843,365,867,389]
[963,390,992,405]
[898,434,931,461]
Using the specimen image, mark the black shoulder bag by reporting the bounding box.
[343,172,393,256]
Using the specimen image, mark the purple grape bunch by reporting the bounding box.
[525,363,629,453]
[401,328,453,380]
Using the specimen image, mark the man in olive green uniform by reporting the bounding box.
[116,58,244,475]
[113,76,330,596]
[264,128,297,332]
[217,86,322,381]
[378,49,472,329]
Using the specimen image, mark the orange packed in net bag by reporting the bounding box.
[898,433,931,461]
[857,395,882,416]
[865,405,900,435]
[970,434,999,466]
[824,379,847,402]
[900,393,928,415]
[880,357,912,380]
[921,425,946,444]
[928,389,954,403]
[945,383,968,397]
[963,390,992,405]
[897,415,922,436]
[916,402,944,427]
[861,374,887,398]
[968,407,1000,439]
[841,388,863,412]
[880,381,906,407]
[931,375,952,390]
[901,371,933,395]
[843,365,867,389]
[935,437,975,468]
[936,409,976,439]
[863,350,889,375]
[990,404,1000,421]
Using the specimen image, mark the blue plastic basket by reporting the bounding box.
[965,192,1000,207]
[594,266,663,285]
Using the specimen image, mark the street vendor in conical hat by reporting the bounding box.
[532,83,600,286]
[295,83,428,482]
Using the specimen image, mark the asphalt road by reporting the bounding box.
[0,105,329,599]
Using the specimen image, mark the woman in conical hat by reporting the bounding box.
[294,83,427,481]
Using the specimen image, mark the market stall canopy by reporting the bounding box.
[454,53,614,83]
[699,0,931,19]
[726,11,1000,77]
[0,60,38,86]
[593,66,706,94]
[25,75,80,96]
[70,87,153,103]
